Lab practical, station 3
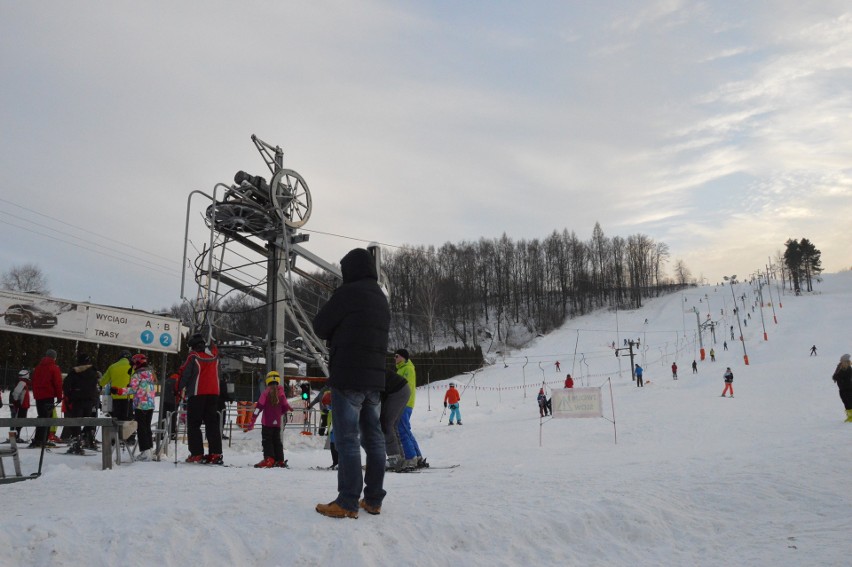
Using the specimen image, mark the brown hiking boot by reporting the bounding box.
[359,499,381,515]
[316,501,358,519]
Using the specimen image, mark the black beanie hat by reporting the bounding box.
[394,348,409,361]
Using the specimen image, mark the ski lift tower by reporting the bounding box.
[181,135,383,376]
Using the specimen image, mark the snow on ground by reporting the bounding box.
[2,273,851,567]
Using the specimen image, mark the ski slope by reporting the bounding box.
[2,273,851,566]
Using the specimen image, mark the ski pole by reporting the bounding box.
[439,405,447,422]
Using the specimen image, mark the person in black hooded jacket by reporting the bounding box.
[63,352,101,451]
[313,247,390,519]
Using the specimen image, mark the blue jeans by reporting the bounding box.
[331,389,386,512]
[397,406,422,459]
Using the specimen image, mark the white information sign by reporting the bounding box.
[551,387,603,418]
[0,290,181,353]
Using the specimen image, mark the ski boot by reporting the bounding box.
[203,453,224,465]
[254,457,275,468]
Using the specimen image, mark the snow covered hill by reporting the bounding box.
[2,273,851,566]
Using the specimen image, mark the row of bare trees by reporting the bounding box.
[381,223,685,351]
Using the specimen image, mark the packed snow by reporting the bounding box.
[2,273,851,566]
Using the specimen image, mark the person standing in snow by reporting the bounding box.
[312,248,390,519]
[99,350,134,424]
[555,361,561,372]
[31,348,63,448]
[444,382,462,425]
[248,371,292,468]
[395,349,427,469]
[9,369,32,439]
[721,368,734,397]
[810,345,818,356]
[127,354,158,461]
[671,363,678,380]
[709,348,716,362]
[322,390,339,470]
[382,369,410,471]
[692,360,698,374]
[62,352,101,453]
[564,374,574,388]
[635,364,644,387]
[831,354,852,422]
[160,372,179,440]
[307,386,331,436]
[537,388,550,416]
[179,333,223,464]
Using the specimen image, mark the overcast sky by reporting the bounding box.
[1,1,850,311]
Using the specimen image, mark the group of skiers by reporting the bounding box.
[3,333,234,464]
[536,374,575,417]
[4,348,160,459]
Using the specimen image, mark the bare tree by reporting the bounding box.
[673,259,691,285]
[1,263,50,294]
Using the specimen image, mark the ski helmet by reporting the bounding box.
[266,371,280,386]
[449,382,455,387]
[131,354,148,369]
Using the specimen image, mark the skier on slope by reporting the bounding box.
[444,382,462,425]
[721,368,734,398]
[247,371,292,468]
[537,388,550,417]
[179,333,223,464]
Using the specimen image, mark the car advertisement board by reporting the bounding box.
[0,290,181,353]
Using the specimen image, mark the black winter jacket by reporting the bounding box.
[63,364,101,403]
[833,364,852,391]
[313,248,390,392]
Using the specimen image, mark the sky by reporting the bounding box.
[2,272,851,566]
[1,1,851,311]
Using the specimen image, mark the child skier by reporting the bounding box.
[127,354,158,461]
[721,368,734,397]
[248,371,292,468]
[444,382,462,425]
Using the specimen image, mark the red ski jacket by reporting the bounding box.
[31,356,63,401]
[179,343,220,398]
[444,387,460,405]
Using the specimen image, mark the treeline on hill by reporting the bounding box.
[378,223,684,352]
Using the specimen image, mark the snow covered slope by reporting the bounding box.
[2,273,851,566]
